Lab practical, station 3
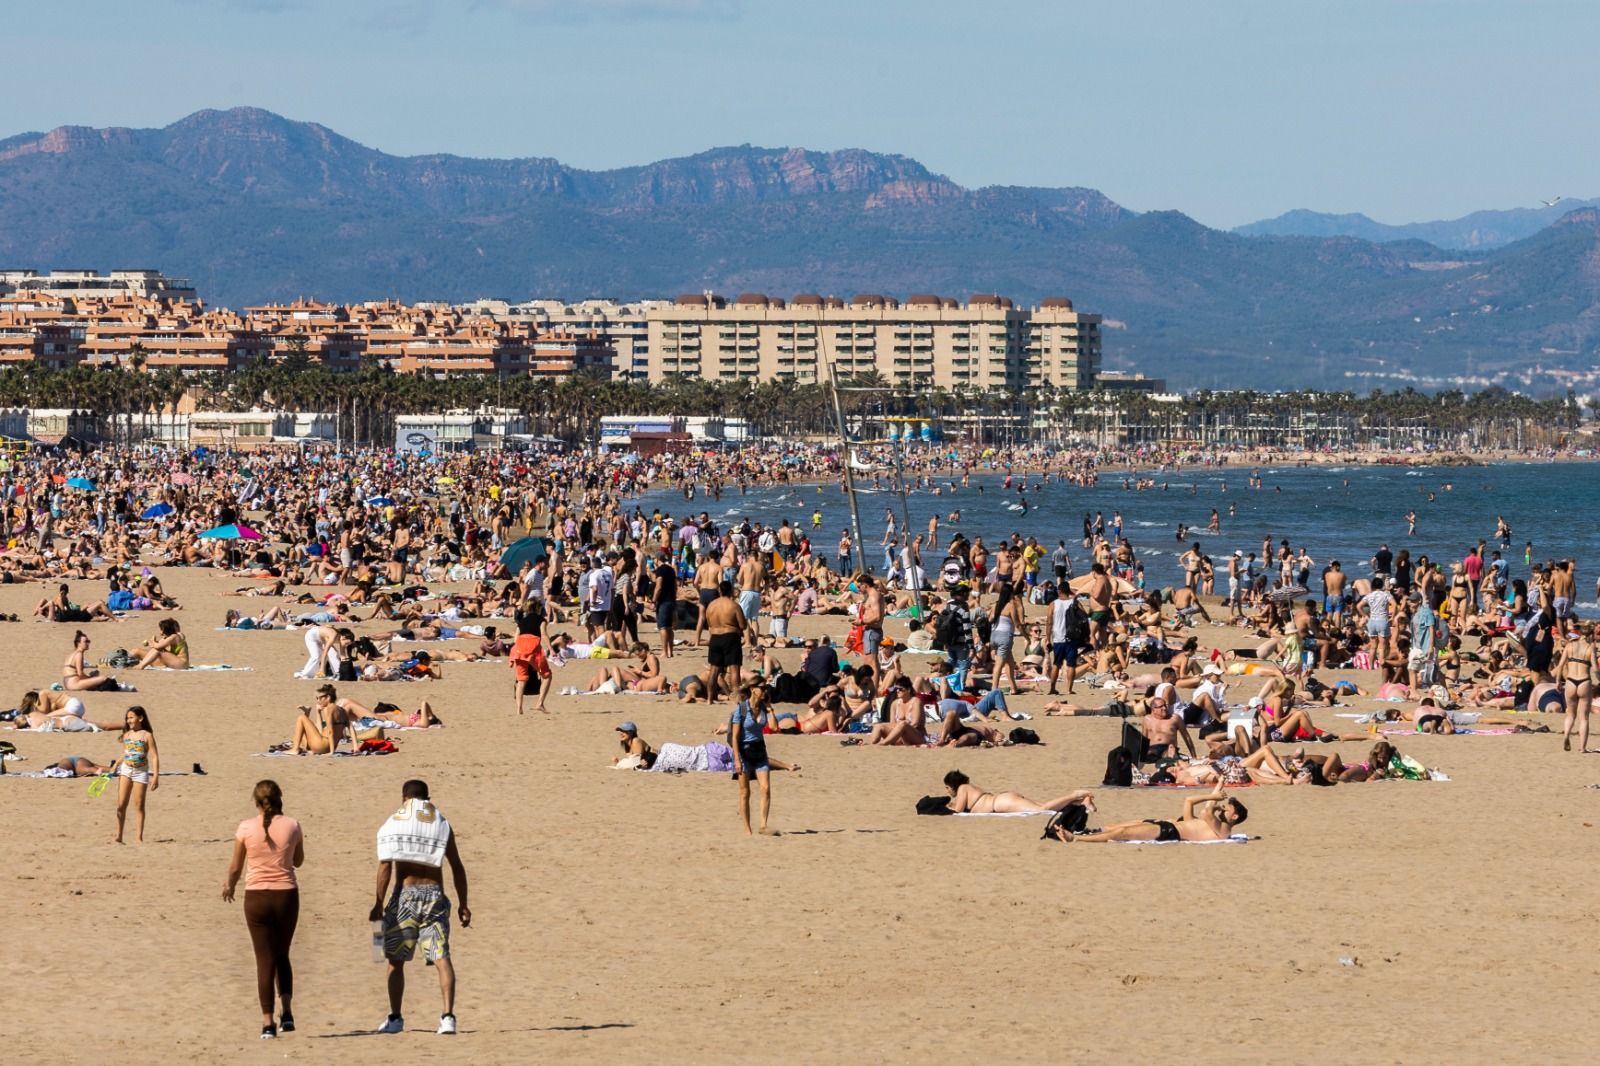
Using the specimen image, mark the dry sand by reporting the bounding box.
[7,567,1600,1064]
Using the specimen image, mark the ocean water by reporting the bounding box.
[640,461,1600,611]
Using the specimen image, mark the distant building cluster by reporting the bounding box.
[0,281,611,377]
[469,291,1104,392]
[0,270,1106,390]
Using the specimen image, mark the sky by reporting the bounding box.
[6,0,1596,229]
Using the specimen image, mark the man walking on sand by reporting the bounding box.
[372,779,471,1036]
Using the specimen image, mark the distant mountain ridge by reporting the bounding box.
[1234,200,1600,251]
[1,107,1598,389]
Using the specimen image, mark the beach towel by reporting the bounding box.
[953,810,1050,817]
[1114,834,1251,845]
[1378,727,1514,736]
[376,798,452,867]
[152,663,251,672]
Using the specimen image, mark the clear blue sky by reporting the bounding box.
[8,0,1594,228]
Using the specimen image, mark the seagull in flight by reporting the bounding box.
[1540,196,1564,207]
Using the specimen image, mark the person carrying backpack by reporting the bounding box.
[1048,584,1088,696]
[933,584,974,676]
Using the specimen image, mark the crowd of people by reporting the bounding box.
[2,436,1586,1039]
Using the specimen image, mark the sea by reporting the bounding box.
[639,461,1600,614]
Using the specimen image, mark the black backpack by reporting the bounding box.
[772,671,819,705]
[915,795,955,816]
[1102,745,1134,787]
[932,604,960,651]
[1063,599,1090,646]
[1007,727,1041,745]
[1042,803,1090,840]
[1120,720,1150,765]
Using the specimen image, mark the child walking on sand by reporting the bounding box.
[113,706,159,843]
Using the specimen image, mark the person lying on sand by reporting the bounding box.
[611,721,657,769]
[931,709,1004,747]
[14,690,123,732]
[39,754,116,777]
[1052,783,1247,843]
[941,770,1096,814]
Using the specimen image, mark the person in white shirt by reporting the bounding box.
[1360,575,1392,658]
[584,558,615,641]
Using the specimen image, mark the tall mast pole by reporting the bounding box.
[827,357,869,577]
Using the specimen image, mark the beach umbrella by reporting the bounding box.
[199,523,264,541]
[1070,573,1138,597]
[368,496,394,507]
[141,502,175,519]
[499,537,548,574]
[66,476,95,491]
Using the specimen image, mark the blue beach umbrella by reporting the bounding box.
[141,502,175,519]
[499,536,548,575]
[66,476,95,490]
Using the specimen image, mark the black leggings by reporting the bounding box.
[244,889,300,1013]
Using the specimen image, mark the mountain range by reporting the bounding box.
[1,107,1598,390]
[1233,201,1600,250]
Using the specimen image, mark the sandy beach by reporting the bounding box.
[6,565,1600,1064]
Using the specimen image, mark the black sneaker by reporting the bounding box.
[260,1024,277,1040]
[279,1014,295,1033]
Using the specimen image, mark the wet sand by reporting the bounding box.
[6,567,1598,1063]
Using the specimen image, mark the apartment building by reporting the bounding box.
[0,291,615,378]
[459,298,662,381]
[645,292,1101,391]
[0,269,197,302]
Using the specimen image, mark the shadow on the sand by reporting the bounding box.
[317,1022,635,1038]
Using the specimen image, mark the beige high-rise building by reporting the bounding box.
[645,292,1100,392]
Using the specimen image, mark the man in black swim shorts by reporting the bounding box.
[699,581,747,703]
[1143,819,1181,842]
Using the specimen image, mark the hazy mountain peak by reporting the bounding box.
[1236,199,1600,251]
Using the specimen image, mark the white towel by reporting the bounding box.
[376,798,452,867]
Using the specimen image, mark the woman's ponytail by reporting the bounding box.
[253,779,284,845]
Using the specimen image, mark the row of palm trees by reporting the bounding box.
[0,360,1584,448]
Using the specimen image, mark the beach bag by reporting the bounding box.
[1389,753,1428,781]
[846,624,865,655]
[1063,600,1090,646]
[358,739,397,755]
[1120,720,1150,765]
[915,795,955,816]
[1007,727,1041,745]
[1102,745,1134,786]
[1042,803,1089,839]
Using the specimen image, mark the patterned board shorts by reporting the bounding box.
[384,883,451,963]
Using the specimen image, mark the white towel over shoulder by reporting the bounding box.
[376,798,452,867]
